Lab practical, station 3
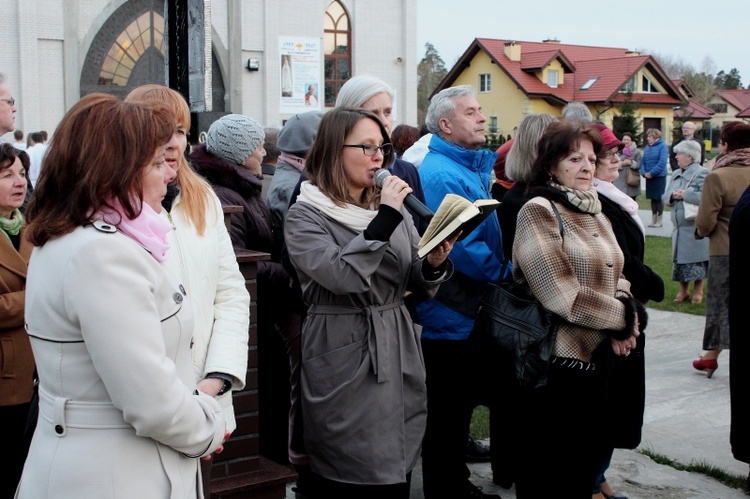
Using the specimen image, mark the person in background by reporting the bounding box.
[284,107,454,498]
[12,130,25,151]
[0,73,16,141]
[266,111,324,260]
[0,144,33,499]
[561,101,593,122]
[26,132,47,189]
[490,112,557,490]
[416,85,503,499]
[497,113,557,258]
[512,120,644,498]
[402,125,433,169]
[335,75,428,235]
[392,124,420,159]
[591,123,664,499]
[490,139,514,202]
[670,121,705,170]
[261,125,281,200]
[663,139,709,305]
[613,132,642,200]
[728,177,750,489]
[125,85,251,497]
[191,114,297,466]
[16,93,226,499]
[641,128,669,228]
[693,121,750,378]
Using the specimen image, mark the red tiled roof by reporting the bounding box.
[438,38,685,106]
[674,100,715,119]
[719,89,750,112]
[736,105,750,118]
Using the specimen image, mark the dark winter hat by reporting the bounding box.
[591,123,624,151]
[206,114,264,165]
[277,110,324,157]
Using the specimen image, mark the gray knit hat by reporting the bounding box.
[277,110,324,157]
[206,114,265,165]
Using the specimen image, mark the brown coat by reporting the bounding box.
[695,163,750,256]
[0,226,34,406]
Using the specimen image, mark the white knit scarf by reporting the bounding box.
[297,181,377,232]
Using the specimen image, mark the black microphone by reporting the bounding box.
[374,169,434,222]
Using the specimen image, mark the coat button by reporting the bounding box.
[593,232,599,237]
[55,425,64,434]
[173,292,183,303]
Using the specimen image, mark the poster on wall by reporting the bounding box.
[279,36,321,114]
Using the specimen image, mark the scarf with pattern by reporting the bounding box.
[712,147,750,170]
[549,180,601,214]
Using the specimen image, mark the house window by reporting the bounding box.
[580,77,599,91]
[324,1,351,106]
[621,75,637,93]
[642,75,659,93]
[479,74,491,93]
[709,103,728,113]
[547,70,558,88]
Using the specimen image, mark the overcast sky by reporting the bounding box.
[416,0,750,88]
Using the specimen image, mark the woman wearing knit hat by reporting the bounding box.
[192,113,299,466]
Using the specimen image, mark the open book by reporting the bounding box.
[417,194,501,258]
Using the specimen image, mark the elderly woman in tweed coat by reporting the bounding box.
[509,120,646,499]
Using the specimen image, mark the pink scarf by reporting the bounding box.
[278,152,306,172]
[93,198,171,262]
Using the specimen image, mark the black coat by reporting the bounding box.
[598,192,664,449]
[729,186,750,464]
[496,181,527,259]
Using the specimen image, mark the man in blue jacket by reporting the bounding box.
[416,85,504,499]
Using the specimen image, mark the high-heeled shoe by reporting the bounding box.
[693,356,718,378]
[691,293,703,304]
[673,291,690,303]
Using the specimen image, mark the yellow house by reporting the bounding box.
[434,38,687,144]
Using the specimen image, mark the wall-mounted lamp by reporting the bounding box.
[246,58,260,71]
[396,57,403,64]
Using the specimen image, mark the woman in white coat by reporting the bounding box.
[125,86,250,494]
[16,94,226,499]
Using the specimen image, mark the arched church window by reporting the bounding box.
[323,1,351,106]
[99,11,165,86]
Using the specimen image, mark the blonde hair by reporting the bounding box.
[125,84,215,235]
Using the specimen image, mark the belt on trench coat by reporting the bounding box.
[307,301,404,384]
[39,387,130,436]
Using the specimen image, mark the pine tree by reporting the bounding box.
[612,92,641,143]
[417,42,447,126]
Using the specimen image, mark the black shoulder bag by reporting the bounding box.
[472,201,563,390]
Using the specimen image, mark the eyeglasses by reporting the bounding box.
[343,143,392,157]
[600,151,619,161]
[0,98,14,107]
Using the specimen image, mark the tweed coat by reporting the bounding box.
[513,197,632,363]
[16,225,225,499]
[0,226,33,407]
[284,199,451,485]
[161,190,250,433]
[662,162,710,264]
[694,161,750,256]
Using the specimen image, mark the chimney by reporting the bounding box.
[625,50,641,57]
[542,38,560,44]
[504,41,521,62]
